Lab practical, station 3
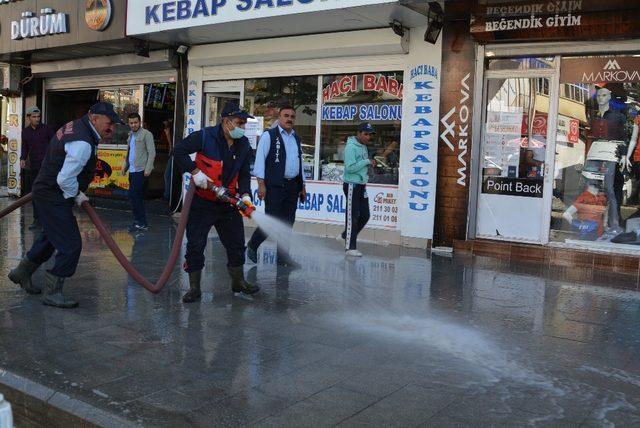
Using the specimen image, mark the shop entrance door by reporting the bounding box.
[475,71,559,244]
[205,92,241,126]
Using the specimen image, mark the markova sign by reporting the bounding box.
[11,8,68,40]
[127,0,396,34]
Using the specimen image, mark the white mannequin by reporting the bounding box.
[563,183,600,223]
[596,88,612,117]
[625,121,639,172]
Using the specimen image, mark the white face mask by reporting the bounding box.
[229,126,245,139]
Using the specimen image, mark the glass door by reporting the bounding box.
[476,72,559,243]
[205,92,241,127]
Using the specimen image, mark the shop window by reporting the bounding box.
[143,83,176,153]
[244,77,318,179]
[550,55,640,247]
[320,72,403,184]
[482,78,547,185]
[487,57,555,71]
[99,87,141,146]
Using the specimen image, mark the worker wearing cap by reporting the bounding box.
[342,122,376,257]
[21,106,55,230]
[247,104,306,267]
[8,102,121,308]
[173,101,259,303]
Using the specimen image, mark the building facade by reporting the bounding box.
[128,0,445,249]
[436,0,640,272]
[0,0,181,203]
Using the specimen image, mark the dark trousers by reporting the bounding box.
[27,197,82,277]
[248,179,300,257]
[184,196,246,272]
[343,183,370,250]
[30,168,40,220]
[129,171,147,226]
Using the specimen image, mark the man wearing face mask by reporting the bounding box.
[8,102,120,309]
[172,102,259,303]
[247,105,306,267]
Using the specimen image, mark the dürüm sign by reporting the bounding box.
[470,0,640,43]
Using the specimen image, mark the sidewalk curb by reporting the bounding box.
[0,368,137,428]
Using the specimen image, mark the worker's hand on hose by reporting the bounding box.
[75,191,89,207]
[192,170,211,189]
[238,194,254,218]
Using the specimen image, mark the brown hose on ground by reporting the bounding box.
[0,184,196,295]
[0,193,33,219]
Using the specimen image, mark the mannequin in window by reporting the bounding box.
[587,85,628,230]
[563,181,608,240]
[624,115,640,177]
[589,86,627,141]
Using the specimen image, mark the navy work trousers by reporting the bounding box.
[184,195,246,272]
[247,179,300,257]
[27,196,82,277]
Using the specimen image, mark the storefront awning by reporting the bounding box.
[127,2,428,46]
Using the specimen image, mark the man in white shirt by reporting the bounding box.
[8,102,120,309]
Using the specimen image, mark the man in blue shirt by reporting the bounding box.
[247,105,306,267]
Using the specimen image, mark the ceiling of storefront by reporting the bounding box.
[132,3,428,46]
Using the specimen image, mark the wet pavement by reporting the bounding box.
[1,200,639,427]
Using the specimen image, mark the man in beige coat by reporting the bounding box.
[123,113,156,232]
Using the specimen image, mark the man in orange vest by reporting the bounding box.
[172,102,259,303]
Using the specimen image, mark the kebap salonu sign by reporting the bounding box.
[127,0,396,35]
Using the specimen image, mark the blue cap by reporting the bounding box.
[357,122,376,133]
[89,102,123,124]
[221,101,254,120]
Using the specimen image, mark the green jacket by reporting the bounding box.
[124,128,156,176]
[343,136,370,184]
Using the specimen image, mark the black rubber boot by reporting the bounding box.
[246,245,258,264]
[228,266,260,295]
[8,258,41,295]
[42,272,78,309]
[182,271,202,303]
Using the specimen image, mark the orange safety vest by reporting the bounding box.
[194,152,238,202]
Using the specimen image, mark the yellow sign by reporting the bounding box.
[89,148,129,197]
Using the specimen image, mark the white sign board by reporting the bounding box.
[398,24,443,239]
[127,0,397,35]
[250,179,398,230]
[245,116,264,150]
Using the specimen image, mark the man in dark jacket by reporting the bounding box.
[8,102,120,309]
[247,105,306,267]
[21,106,55,230]
[173,102,259,303]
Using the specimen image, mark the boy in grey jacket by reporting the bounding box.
[342,122,376,257]
[123,113,156,232]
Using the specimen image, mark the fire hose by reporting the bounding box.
[0,181,255,295]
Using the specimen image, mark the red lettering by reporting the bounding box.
[339,76,351,95]
[375,75,389,93]
[322,86,331,103]
[388,78,399,97]
[363,74,376,91]
[352,75,357,92]
[398,84,404,99]
[330,81,340,99]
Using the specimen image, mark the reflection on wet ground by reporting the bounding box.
[1,201,639,426]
